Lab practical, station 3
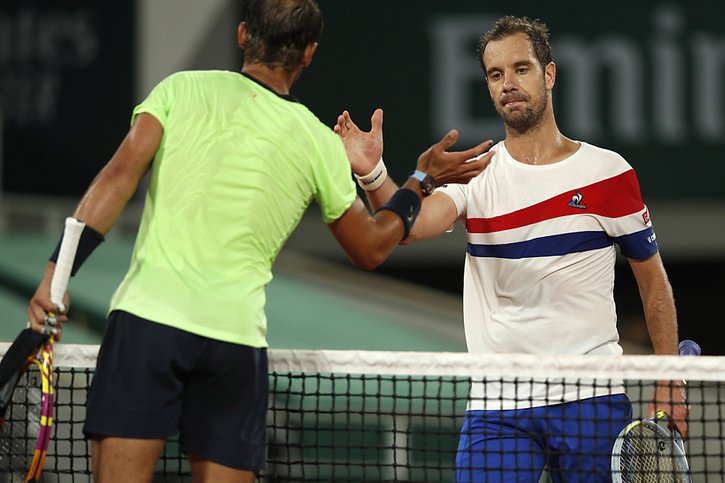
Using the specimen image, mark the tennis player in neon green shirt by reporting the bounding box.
[108,68,359,348]
[27,0,492,481]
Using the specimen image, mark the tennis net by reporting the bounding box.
[0,343,723,482]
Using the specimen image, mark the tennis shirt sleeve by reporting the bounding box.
[602,168,659,260]
[436,183,467,218]
[130,73,178,127]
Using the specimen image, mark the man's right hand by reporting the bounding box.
[27,262,68,340]
[334,109,384,176]
[417,130,495,187]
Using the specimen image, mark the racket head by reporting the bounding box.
[0,217,79,481]
[0,339,54,482]
[0,329,48,390]
[611,411,690,483]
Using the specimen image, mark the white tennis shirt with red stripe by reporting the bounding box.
[437,140,658,409]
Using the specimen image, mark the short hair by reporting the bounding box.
[477,16,552,73]
[241,0,323,70]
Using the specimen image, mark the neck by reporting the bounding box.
[241,63,302,96]
[504,115,577,166]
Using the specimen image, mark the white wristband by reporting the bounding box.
[354,157,387,191]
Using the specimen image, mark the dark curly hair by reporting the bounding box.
[241,0,323,70]
[477,16,552,73]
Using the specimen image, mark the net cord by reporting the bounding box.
[0,344,722,381]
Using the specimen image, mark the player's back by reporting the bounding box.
[110,70,355,347]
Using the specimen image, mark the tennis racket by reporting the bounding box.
[0,217,85,482]
[610,340,700,483]
[611,409,690,483]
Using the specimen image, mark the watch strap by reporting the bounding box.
[409,170,436,196]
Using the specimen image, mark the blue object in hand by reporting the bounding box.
[678,339,701,356]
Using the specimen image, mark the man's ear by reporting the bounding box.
[301,42,318,67]
[237,22,248,50]
[545,61,556,90]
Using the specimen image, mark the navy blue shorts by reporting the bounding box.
[84,310,269,472]
[455,394,632,483]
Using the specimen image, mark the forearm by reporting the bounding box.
[73,163,142,234]
[364,178,398,211]
[641,281,678,355]
[637,266,688,436]
[329,179,424,270]
[333,125,491,265]
[630,254,679,355]
[364,183,422,264]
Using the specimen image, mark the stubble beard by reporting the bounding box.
[496,88,548,135]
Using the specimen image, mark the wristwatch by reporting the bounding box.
[409,170,436,197]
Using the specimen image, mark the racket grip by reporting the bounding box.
[50,217,86,311]
[678,339,701,356]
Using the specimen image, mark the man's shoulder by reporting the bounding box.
[162,69,233,83]
[283,102,337,140]
[180,69,237,78]
[577,141,633,171]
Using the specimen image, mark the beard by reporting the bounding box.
[495,87,548,134]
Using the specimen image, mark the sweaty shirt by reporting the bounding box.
[109,71,356,348]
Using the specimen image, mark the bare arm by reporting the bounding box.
[630,252,688,438]
[73,113,162,233]
[328,128,489,269]
[327,194,413,271]
[629,253,678,355]
[333,108,492,244]
[27,113,162,335]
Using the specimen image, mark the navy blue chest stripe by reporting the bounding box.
[467,231,612,259]
[467,227,658,260]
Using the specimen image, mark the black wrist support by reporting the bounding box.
[375,188,422,240]
[49,223,105,276]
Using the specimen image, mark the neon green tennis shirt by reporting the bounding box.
[109,70,357,347]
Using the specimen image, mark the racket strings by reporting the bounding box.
[0,370,43,476]
[619,424,686,483]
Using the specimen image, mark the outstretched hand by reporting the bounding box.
[334,109,383,176]
[417,129,495,187]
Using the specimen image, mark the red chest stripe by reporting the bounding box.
[466,169,643,234]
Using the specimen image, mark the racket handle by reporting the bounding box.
[678,339,701,356]
[50,217,86,311]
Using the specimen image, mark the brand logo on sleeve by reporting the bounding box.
[567,191,587,209]
[642,209,650,224]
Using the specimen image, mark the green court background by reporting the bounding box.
[0,233,465,352]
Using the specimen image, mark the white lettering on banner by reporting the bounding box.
[429,5,725,146]
[693,34,725,141]
[0,8,99,126]
[0,73,59,125]
[428,14,504,142]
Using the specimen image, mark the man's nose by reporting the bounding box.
[502,73,517,91]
